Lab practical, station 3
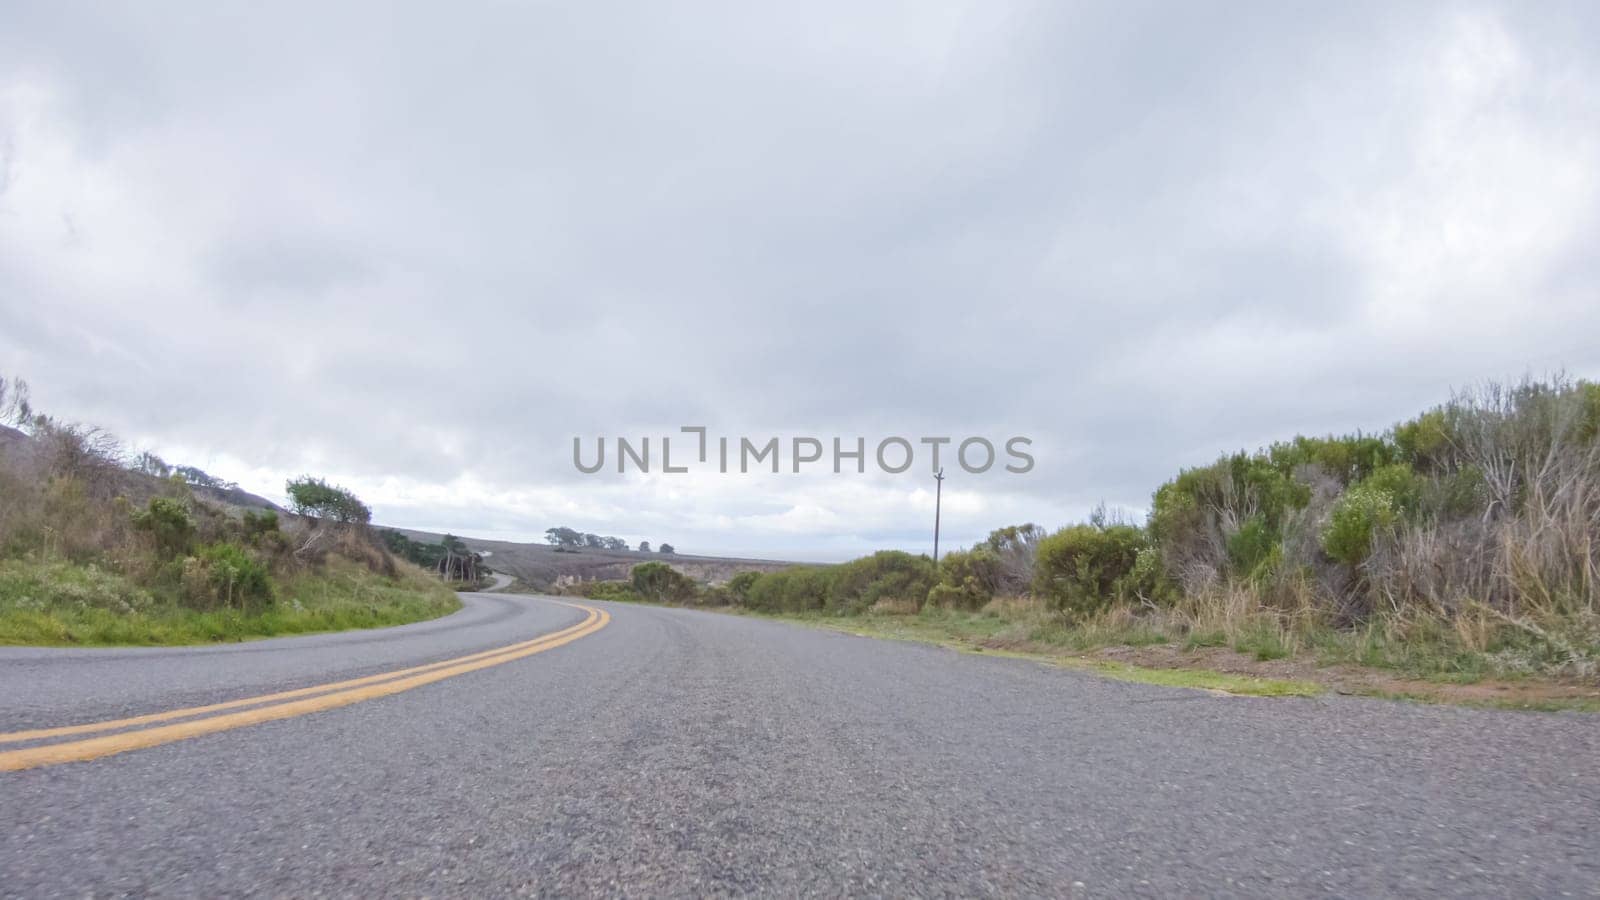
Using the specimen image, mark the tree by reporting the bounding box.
[658,543,676,554]
[176,465,237,491]
[0,375,31,427]
[638,541,651,553]
[285,476,371,524]
[545,526,582,548]
[133,451,172,478]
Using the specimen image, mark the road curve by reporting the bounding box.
[2,595,1598,896]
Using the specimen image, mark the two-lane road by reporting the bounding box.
[3,593,1598,896]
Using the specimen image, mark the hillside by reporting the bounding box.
[0,389,459,646]
[0,422,283,514]
[387,528,798,590]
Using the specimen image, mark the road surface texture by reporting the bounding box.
[2,592,1597,897]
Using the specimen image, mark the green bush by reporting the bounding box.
[826,550,936,614]
[183,543,273,613]
[929,547,1000,609]
[630,561,697,604]
[576,580,647,603]
[926,582,985,610]
[242,509,280,538]
[1033,524,1148,617]
[132,497,194,559]
[1149,453,1308,581]
[1393,409,1456,472]
[1321,482,1399,566]
[1226,515,1276,578]
[1265,434,1399,485]
[744,566,834,613]
[726,570,761,603]
[1363,463,1424,518]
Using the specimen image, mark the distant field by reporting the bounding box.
[387,528,798,590]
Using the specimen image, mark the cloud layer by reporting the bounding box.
[3,1,1598,559]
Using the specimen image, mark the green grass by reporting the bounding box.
[755,607,1323,698]
[569,589,1594,708]
[1069,660,1322,697]
[1232,623,1293,661]
[0,556,461,646]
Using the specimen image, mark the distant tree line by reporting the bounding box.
[379,530,486,583]
[132,453,241,492]
[545,526,675,554]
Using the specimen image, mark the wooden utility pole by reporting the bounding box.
[933,467,945,564]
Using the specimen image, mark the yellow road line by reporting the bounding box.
[0,602,610,772]
[0,604,601,746]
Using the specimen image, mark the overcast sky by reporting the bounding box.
[2,1,1597,560]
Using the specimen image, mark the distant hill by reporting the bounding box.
[385,527,798,590]
[0,424,29,451]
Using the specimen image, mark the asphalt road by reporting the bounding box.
[2,593,1597,897]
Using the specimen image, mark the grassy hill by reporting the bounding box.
[0,381,459,646]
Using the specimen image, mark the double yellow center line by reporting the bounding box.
[0,600,609,772]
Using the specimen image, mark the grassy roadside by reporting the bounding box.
[736,607,1324,698]
[560,585,1597,710]
[0,556,461,646]
[770,605,1600,711]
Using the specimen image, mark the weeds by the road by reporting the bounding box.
[581,590,1595,708]
[753,604,1322,698]
[0,556,460,646]
[765,598,1600,709]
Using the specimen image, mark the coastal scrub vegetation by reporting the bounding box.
[0,375,459,645]
[563,376,1600,682]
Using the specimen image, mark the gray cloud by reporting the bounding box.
[2,0,1598,558]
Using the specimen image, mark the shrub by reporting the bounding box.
[1266,434,1399,486]
[132,497,194,559]
[577,580,647,603]
[1226,515,1276,578]
[182,543,273,613]
[1363,463,1424,518]
[1393,409,1456,472]
[1321,482,1399,566]
[630,561,697,603]
[827,550,936,614]
[744,566,833,613]
[979,523,1045,594]
[1033,524,1148,617]
[926,582,986,610]
[930,547,1001,609]
[726,570,761,603]
[242,510,280,538]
